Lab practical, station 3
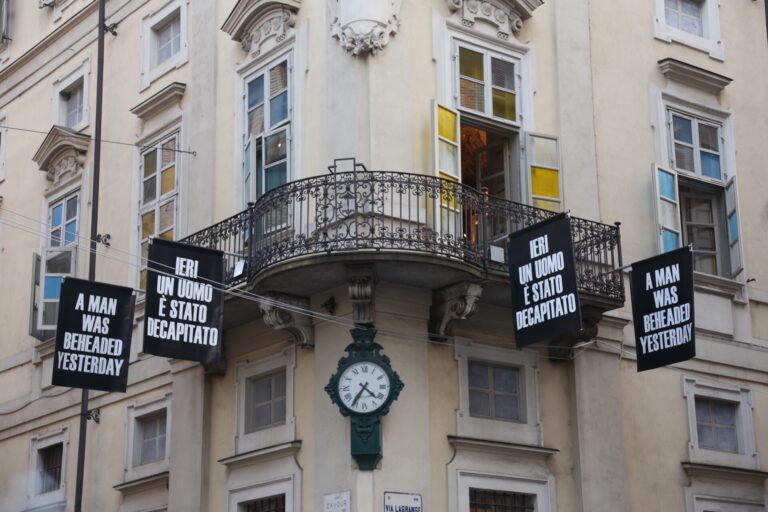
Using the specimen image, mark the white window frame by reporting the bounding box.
[235,346,296,454]
[690,495,766,512]
[240,50,293,208]
[53,59,90,131]
[140,0,188,90]
[654,0,723,60]
[27,427,69,510]
[138,131,180,291]
[228,477,293,512]
[455,337,541,446]
[38,190,79,330]
[453,38,521,128]
[457,472,552,512]
[124,393,171,482]
[683,376,758,469]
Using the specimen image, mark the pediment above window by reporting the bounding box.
[446,0,543,41]
[32,126,90,184]
[222,0,300,57]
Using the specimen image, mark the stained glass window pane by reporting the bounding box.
[531,166,559,199]
[161,166,175,195]
[459,47,484,80]
[492,89,516,121]
[143,150,157,178]
[438,106,457,143]
[533,198,560,212]
[460,79,484,111]
[142,211,156,239]
[531,138,558,168]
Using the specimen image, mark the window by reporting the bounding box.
[0,0,11,46]
[53,61,90,131]
[468,361,522,422]
[683,377,757,469]
[665,0,704,36]
[455,338,541,445]
[243,494,286,512]
[61,79,84,129]
[242,55,291,206]
[652,108,742,278]
[469,488,535,512]
[38,192,79,330]
[236,347,295,453]
[36,443,63,495]
[141,0,188,88]
[653,0,722,59]
[457,44,518,124]
[694,397,737,453]
[27,428,68,509]
[125,394,171,482]
[136,412,167,465]
[139,133,178,290]
[245,369,287,433]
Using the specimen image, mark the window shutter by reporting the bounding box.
[38,246,76,331]
[525,132,562,212]
[29,253,44,340]
[652,164,682,253]
[432,100,460,179]
[0,0,8,42]
[725,175,743,278]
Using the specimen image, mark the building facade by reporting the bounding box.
[0,0,766,511]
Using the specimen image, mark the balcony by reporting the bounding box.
[183,170,625,317]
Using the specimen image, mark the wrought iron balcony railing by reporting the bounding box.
[183,170,625,304]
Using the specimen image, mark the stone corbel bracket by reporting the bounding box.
[348,265,376,326]
[222,0,300,59]
[329,0,402,56]
[446,0,543,41]
[429,282,483,341]
[260,292,314,348]
[32,126,90,184]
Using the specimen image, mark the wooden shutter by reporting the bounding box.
[725,175,743,278]
[653,164,682,253]
[432,100,460,180]
[525,133,562,211]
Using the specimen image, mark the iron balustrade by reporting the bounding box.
[183,171,625,304]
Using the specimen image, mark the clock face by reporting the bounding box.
[337,361,391,414]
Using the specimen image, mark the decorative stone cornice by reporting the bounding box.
[448,435,558,459]
[113,471,169,495]
[329,0,402,56]
[260,293,314,347]
[658,58,733,94]
[445,0,542,40]
[32,126,90,184]
[222,1,300,57]
[682,462,768,485]
[130,82,186,121]
[429,282,483,340]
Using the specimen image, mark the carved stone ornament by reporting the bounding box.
[329,0,402,56]
[32,126,90,184]
[429,282,483,340]
[348,266,376,326]
[446,0,543,41]
[259,292,314,347]
[222,1,300,58]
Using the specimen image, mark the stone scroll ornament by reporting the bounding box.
[329,0,402,55]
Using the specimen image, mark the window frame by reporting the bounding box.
[457,473,551,512]
[138,131,180,292]
[228,477,293,512]
[27,427,69,510]
[243,368,287,435]
[140,0,188,90]
[654,0,723,59]
[467,360,524,423]
[241,51,292,208]
[667,109,724,184]
[235,346,296,454]
[124,393,172,482]
[683,376,757,469]
[53,60,90,132]
[455,337,541,446]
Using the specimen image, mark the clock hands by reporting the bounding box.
[351,384,367,407]
[361,382,377,399]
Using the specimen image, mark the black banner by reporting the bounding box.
[52,278,135,392]
[630,246,695,372]
[508,212,582,348]
[143,238,224,364]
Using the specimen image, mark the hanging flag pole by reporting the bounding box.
[74,0,106,509]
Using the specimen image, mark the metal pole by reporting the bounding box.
[74,0,106,509]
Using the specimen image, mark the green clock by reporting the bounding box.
[325,328,404,470]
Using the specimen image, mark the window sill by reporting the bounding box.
[114,470,169,495]
[653,26,724,61]
[140,54,189,93]
[448,436,558,461]
[693,271,745,303]
[23,500,67,512]
[218,440,301,470]
[682,462,768,484]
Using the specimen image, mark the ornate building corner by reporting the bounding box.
[347,265,376,326]
[32,126,90,184]
[329,0,402,56]
[222,0,300,58]
[429,282,484,340]
[260,293,314,348]
[445,0,543,41]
